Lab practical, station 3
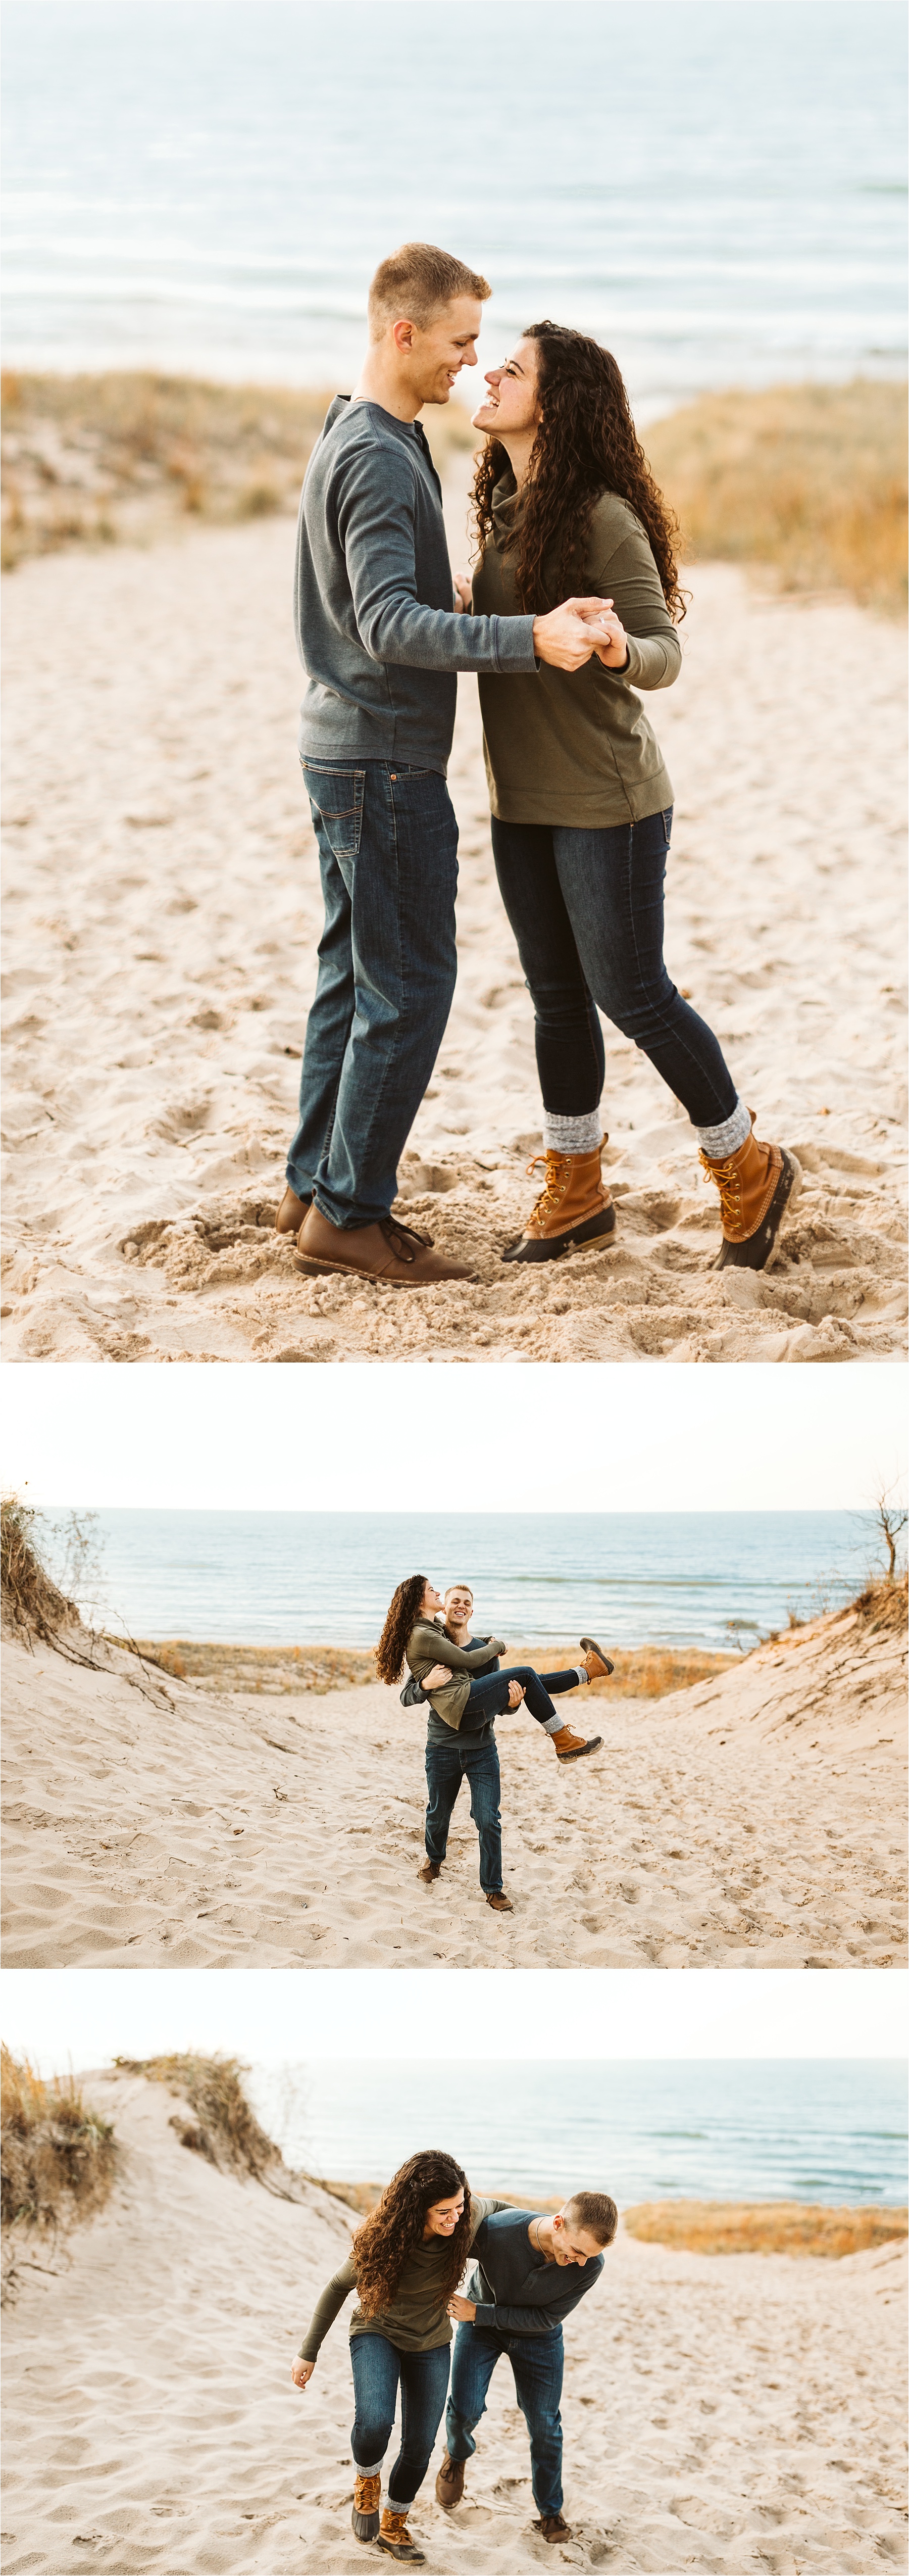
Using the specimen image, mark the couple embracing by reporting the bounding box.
[291,2147,617,2561]
[376,1573,613,1912]
[276,238,799,1283]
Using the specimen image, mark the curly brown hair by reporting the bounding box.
[471,321,684,623]
[352,2151,472,2316]
[375,1573,429,1686]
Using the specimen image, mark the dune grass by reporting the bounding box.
[645,378,907,612]
[0,368,475,567]
[0,1493,79,1644]
[126,1638,379,1692]
[623,2200,908,2259]
[114,2052,286,2181]
[1,2045,118,2290]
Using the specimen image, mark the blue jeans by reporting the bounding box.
[287,758,459,1228]
[350,2331,451,2509]
[461,1666,583,1736]
[490,806,738,1128]
[425,1734,503,1893]
[447,2320,564,2518]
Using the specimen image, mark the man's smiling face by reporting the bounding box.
[445,1585,474,1627]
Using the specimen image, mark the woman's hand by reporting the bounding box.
[592,609,629,668]
[507,1680,525,1709]
[424,1664,450,1689]
[447,2295,477,2322]
[452,571,472,612]
[291,2356,315,2389]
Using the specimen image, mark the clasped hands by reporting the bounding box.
[453,571,627,673]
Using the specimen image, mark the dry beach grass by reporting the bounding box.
[1,2065,905,2575]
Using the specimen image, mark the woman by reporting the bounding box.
[291,2150,506,2564]
[468,323,799,1272]
[377,1573,611,1765]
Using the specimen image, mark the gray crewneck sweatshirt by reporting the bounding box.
[294,396,538,773]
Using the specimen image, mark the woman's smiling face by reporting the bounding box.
[423,2189,466,2238]
[471,336,541,440]
[421,1582,444,1616]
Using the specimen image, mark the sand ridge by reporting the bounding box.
[3,1598,904,1969]
[2,506,905,1364]
[2,2070,905,2575]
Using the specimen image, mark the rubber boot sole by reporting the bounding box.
[375,2536,425,2564]
[502,1203,617,1265]
[716,1150,802,1272]
[351,2503,381,2541]
[556,1734,602,1761]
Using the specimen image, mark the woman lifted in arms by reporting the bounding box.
[467,323,800,1271]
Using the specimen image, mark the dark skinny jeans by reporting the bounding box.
[349,2331,450,2509]
[458,1665,583,1736]
[490,805,738,1127]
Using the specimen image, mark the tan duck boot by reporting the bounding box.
[550,1723,602,1762]
[295,1204,477,1286]
[699,1114,801,1270]
[502,1141,616,1265]
[351,2469,381,2541]
[376,2505,425,2562]
[580,1635,614,1679]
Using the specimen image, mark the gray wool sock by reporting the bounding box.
[542,1110,602,1154]
[696,1096,751,1160]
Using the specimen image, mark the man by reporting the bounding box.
[276,240,613,1287]
[437,2191,618,2544]
[415,1583,605,1914]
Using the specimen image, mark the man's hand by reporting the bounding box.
[533,597,614,672]
[424,1664,450,1689]
[453,571,472,612]
[592,607,629,669]
[507,1680,525,1709]
[447,2295,477,2322]
[291,2356,315,2389]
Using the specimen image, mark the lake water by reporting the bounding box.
[250,2058,908,2203]
[3,2,905,411]
[42,1506,879,1650]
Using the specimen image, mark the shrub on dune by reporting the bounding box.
[645,379,907,612]
[1,2046,118,2296]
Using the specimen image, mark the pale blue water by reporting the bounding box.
[251,2058,908,2202]
[3,2,905,410]
[42,1505,880,1649]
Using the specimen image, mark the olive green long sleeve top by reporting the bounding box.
[406,1618,507,1731]
[298,2195,507,2359]
[472,474,681,827]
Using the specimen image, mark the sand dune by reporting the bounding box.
[2,500,905,1364]
[3,1594,904,1969]
[2,2068,905,2575]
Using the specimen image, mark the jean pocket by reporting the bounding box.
[303,762,365,858]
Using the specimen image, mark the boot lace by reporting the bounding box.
[381,1216,434,1262]
[525,1151,570,1224]
[699,1152,740,1228]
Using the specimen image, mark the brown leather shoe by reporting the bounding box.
[502,1141,616,1265]
[699,1114,801,1270]
[294,1203,476,1286]
[486,1889,514,1912]
[351,2469,381,2541]
[580,1635,614,1680]
[275,1184,311,1235]
[376,2507,425,2562]
[550,1724,602,1762]
[534,2512,572,2543]
[435,2452,466,2509]
[419,1858,441,1884]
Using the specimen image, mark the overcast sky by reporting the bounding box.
[3,1969,904,2074]
[5,1362,904,1513]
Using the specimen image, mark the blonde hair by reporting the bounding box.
[368,242,490,342]
[444,1582,473,1602]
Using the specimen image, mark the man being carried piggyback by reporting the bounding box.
[438,2190,619,2545]
[276,241,614,1287]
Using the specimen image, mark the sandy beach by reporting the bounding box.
[2,494,905,1366]
[2,2066,905,2576]
[3,1590,904,1970]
